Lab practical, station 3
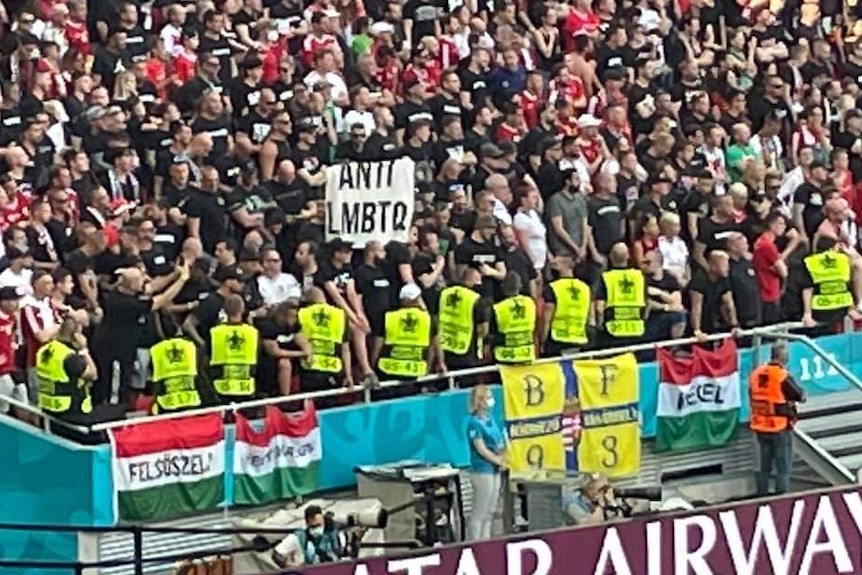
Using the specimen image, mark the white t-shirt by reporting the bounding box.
[258,273,302,305]
[339,109,376,135]
[303,70,348,102]
[513,209,548,270]
[658,235,689,278]
[0,268,33,295]
[492,199,513,225]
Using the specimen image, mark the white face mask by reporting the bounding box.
[309,526,324,537]
[485,396,495,409]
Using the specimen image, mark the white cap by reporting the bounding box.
[370,21,395,36]
[399,283,422,301]
[577,114,602,128]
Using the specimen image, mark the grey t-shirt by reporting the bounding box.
[546,190,588,257]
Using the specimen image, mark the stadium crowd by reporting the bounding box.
[0,0,857,431]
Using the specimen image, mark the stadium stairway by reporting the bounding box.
[794,389,862,485]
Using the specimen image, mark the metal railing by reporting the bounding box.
[0,322,806,436]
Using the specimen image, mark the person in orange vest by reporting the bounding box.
[748,341,805,497]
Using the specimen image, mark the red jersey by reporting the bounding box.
[563,9,600,51]
[262,41,285,85]
[301,33,337,69]
[753,233,782,302]
[21,299,57,368]
[438,36,460,70]
[519,90,542,130]
[494,122,523,143]
[145,58,168,100]
[0,311,16,375]
[577,136,602,166]
[550,77,585,108]
[171,50,197,85]
[3,193,31,229]
[64,20,90,55]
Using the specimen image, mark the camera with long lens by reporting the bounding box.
[614,486,663,501]
[324,508,389,530]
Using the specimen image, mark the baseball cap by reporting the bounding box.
[479,142,505,160]
[213,265,245,283]
[399,283,422,301]
[328,237,354,253]
[649,172,674,186]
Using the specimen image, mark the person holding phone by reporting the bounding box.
[412,226,448,315]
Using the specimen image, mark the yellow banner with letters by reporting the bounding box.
[575,353,640,478]
[500,353,640,478]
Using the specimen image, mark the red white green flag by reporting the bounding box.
[233,403,322,506]
[109,413,225,521]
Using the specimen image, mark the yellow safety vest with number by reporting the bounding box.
[151,337,200,413]
[438,285,479,355]
[602,269,646,338]
[299,303,346,373]
[804,251,852,312]
[493,295,537,363]
[210,323,258,397]
[378,307,432,377]
[36,340,92,415]
[549,278,590,345]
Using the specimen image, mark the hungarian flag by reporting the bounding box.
[655,339,741,453]
[109,414,225,521]
[233,403,322,506]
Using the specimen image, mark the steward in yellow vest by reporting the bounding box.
[596,243,647,343]
[803,237,854,325]
[492,272,537,363]
[540,255,590,357]
[151,336,201,414]
[299,287,352,387]
[37,339,93,417]
[438,267,490,371]
[210,295,259,402]
[374,283,441,380]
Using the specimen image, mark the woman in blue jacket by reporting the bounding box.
[466,384,506,541]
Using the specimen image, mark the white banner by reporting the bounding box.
[325,158,415,244]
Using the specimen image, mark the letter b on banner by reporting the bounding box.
[501,363,566,475]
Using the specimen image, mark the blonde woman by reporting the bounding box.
[466,384,505,541]
[112,71,138,103]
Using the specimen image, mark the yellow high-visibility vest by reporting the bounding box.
[299,303,347,373]
[493,295,537,363]
[210,323,258,397]
[378,307,432,377]
[151,337,200,413]
[549,277,590,345]
[804,251,853,312]
[438,285,479,355]
[602,269,646,338]
[36,340,92,415]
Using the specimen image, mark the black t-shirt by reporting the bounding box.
[792,183,825,238]
[394,100,434,132]
[428,95,464,131]
[647,273,681,305]
[697,217,742,255]
[364,132,400,160]
[95,290,154,358]
[403,0,444,47]
[191,115,232,161]
[588,196,624,256]
[380,241,412,306]
[455,236,504,300]
[228,79,263,118]
[141,245,174,277]
[198,32,237,85]
[192,292,226,346]
[689,268,731,333]
[184,188,229,254]
[459,68,490,110]
[236,109,272,145]
[503,247,537,296]
[354,262,391,334]
[729,257,761,327]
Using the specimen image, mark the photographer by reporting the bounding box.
[564,478,630,526]
[272,505,341,568]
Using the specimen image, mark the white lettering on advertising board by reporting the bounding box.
[325,158,415,244]
[306,487,862,575]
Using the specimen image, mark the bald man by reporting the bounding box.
[92,259,191,405]
[593,242,650,346]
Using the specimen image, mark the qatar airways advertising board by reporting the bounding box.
[300,485,862,575]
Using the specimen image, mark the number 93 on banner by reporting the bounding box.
[578,426,639,477]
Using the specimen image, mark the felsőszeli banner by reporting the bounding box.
[303,485,862,574]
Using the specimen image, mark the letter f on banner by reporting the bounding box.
[506,539,552,575]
